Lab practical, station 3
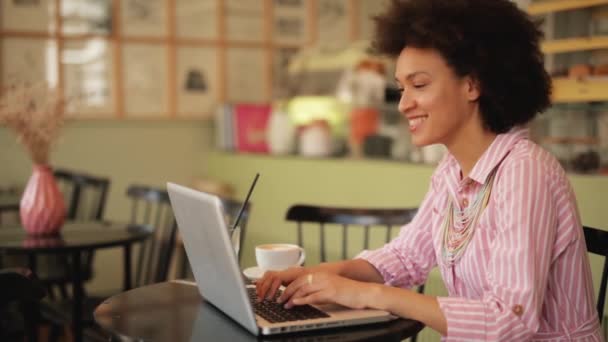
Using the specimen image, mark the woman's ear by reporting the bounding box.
[464,76,481,102]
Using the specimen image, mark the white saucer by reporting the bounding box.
[243,266,265,281]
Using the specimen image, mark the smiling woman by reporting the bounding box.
[254,0,603,341]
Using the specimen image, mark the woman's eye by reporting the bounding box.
[413,84,427,89]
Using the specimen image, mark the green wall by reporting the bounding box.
[207,151,608,266]
[0,120,211,291]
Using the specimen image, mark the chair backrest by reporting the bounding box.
[42,169,111,291]
[54,168,110,221]
[285,204,418,263]
[126,185,178,287]
[583,225,608,324]
[0,200,19,227]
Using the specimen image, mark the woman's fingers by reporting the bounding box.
[255,271,277,300]
[284,283,321,308]
[255,267,305,301]
[278,273,313,303]
[267,277,282,300]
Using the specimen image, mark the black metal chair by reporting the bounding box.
[126,185,178,286]
[47,169,111,298]
[54,168,110,222]
[0,268,45,342]
[286,204,422,342]
[286,205,418,262]
[44,185,178,342]
[0,190,20,227]
[583,225,608,325]
[178,197,251,279]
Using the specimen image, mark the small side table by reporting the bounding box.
[0,222,152,342]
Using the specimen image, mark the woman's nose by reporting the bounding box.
[398,93,415,113]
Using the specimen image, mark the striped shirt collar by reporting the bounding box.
[444,127,530,185]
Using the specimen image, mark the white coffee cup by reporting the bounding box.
[255,243,306,271]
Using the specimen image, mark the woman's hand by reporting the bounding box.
[255,266,307,301]
[277,272,378,310]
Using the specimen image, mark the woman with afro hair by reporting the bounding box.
[256,0,602,340]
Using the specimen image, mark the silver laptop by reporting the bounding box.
[166,182,396,336]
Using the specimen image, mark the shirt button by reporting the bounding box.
[461,198,469,208]
[512,304,524,316]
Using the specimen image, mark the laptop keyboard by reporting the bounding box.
[247,287,330,323]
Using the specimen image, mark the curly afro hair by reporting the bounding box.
[374,0,552,134]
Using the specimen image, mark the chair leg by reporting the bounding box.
[59,284,69,299]
[22,301,40,342]
[49,323,64,342]
[46,285,57,300]
[38,324,50,342]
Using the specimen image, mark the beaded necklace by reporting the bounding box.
[441,168,498,266]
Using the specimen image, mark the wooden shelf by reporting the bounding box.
[542,36,608,54]
[528,0,608,16]
[552,77,608,102]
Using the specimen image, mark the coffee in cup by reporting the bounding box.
[255,243,306,271]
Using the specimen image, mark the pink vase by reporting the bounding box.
[20,164,66,236]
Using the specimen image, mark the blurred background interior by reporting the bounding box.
[1,0,608,341]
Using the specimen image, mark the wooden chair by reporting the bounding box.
[44,185,178,341]
[49,169,111,297]
[0,191,20,227]
[54,168,110,222]
[0,268,45,342]
[178,197,251,279]
[286,204,421,342]
[583,225,608,324]
[126,185,178,287]
[286,205,418,263]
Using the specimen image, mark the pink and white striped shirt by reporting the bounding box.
[358,128,602,341]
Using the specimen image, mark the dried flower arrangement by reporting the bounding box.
[0,82,66,165]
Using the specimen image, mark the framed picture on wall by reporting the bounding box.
[273,0,309,45]
[316,0,349,47]
[225,0,264,42]
[175,0,217,39]
[1,37,57,85]
[176,46,217,118]
[226,47,266,103]
[61,0,112,35]
[62,39,115,118]
[120,0,167,37]
[1,0,55,33]
[122,43,168,117]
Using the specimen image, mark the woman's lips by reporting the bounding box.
[408,115,428,132]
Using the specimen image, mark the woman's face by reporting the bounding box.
[394,47,481,148]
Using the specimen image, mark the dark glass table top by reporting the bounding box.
[0,221,152,253]
[94,281,424,342]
